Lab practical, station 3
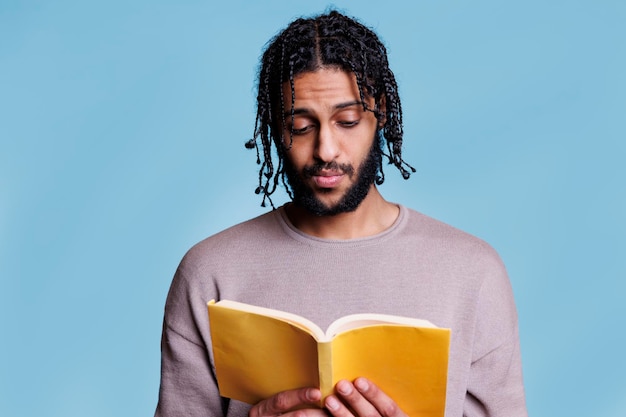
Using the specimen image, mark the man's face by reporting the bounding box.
[280,68,382,216]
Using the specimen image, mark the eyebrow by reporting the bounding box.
[283,100,364,119]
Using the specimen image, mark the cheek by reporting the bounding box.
[284,147,308,170]
[285,140,314,163]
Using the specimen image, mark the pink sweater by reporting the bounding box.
[155,205,527,416]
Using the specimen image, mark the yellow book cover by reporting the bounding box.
[208,299,451,417]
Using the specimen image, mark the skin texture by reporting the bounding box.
[249,69,408,416]
[282,68,399,240]
[248,378,407,417]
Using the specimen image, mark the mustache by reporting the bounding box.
[302,161,355,178]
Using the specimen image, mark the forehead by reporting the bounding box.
[282,68,364,110]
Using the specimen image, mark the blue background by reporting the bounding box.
[1,1,624,416]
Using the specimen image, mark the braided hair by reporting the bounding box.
[245,10,415,208]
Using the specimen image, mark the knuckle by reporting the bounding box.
[248,403,261,417]
[378,401,400,417]
[271,390,291,410]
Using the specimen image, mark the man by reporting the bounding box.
[155,10,527,417]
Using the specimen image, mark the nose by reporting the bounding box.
[313,123,340,162]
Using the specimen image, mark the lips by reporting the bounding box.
[303,163,353,189]
[312,173,344,188]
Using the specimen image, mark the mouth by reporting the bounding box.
[312,173,344,188]
[302,162,354,190]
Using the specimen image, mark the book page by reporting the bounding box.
[325,313,437,339]
[212,299,326,340]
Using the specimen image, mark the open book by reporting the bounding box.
[208,299,451,417]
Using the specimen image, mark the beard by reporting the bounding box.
[283,134,382,216]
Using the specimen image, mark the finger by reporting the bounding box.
[324,393,356,417]
[331,380,379,417]
[352,378,406,417]
[250,388,321,417]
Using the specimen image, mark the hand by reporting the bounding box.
[324,378,408,417]
[248,387,327,417]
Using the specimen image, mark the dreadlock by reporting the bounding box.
[245,10,415,208]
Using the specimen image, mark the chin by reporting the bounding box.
[294,191,365,217]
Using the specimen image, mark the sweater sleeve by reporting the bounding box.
[154,261,227,417]
[463,256,527,417]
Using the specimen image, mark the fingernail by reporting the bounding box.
[326,396,340,411]
[355,378,368,393]
[336,380,352,395]
[306,388,321,401]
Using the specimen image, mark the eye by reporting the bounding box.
[288,116,317,136]
[291,125,314,135]
[338,120,360,128]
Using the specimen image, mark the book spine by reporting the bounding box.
[317,341,333,403]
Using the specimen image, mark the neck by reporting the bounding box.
[284,186,399,240]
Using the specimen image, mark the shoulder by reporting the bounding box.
[163,209,283,329]
[400,206,504,268]
[400,207,518,342]
[179,209,282,273]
